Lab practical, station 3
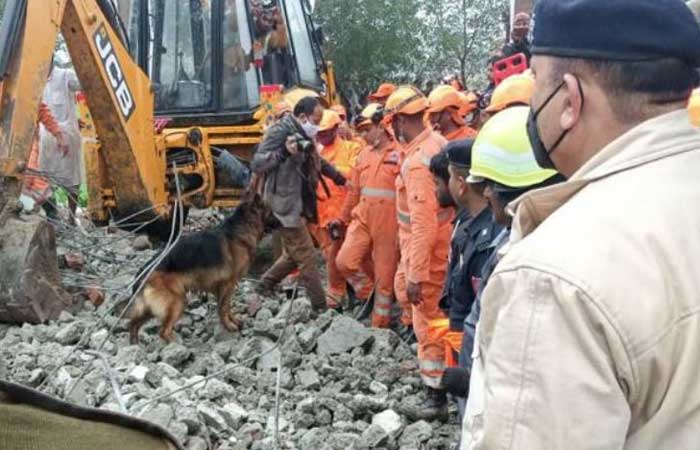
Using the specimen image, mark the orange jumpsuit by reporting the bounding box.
[336,141,401,328]
[24,103,61,201]
[312,137,373,307]
[445,125,477,141]
[395,128,453,388]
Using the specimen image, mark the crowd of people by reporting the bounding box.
[251,6,547,428]
[252,0,700,448]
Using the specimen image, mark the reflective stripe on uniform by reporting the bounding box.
[361,187,396,199]
[419,359,446,372]
[397,208,451,225]
[373,293,393,317]
[418,361,445,388]
[373,305,393,316]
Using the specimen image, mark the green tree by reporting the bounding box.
[418,0,506,88]
[315,0,426,104]
[315,0,507,106]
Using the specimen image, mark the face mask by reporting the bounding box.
[526,79,584,170]
[317,132,336,147]
[302,121,319,138]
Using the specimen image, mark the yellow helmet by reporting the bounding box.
[356,103,383,128]
[319,109,343,132]
[485,73,535,113]
[385,85,428,117]
[284,88,324,110]
[469,106,557,188]
[426,85,463,113]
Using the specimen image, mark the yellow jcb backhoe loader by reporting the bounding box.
[0,0,339,323]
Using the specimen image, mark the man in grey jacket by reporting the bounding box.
[461,1,700,449]
[251,96,346,311]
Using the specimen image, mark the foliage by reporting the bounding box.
[315,0,507,106]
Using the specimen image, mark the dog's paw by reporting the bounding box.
[222,314,241,332]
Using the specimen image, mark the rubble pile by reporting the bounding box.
[0,215,460,450]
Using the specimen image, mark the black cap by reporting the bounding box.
[445,139,474,169]
[531,0,700,66]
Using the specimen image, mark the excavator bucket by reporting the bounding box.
[0,213,73,324]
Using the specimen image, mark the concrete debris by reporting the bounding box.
[359,423,390,448]
[197,404,229,433]
[63,252,85,270]
[316,315,373,355]
[160,343,192,367]
[2,212,459,448]
[186,436,208,450]
[128,365,150,383]
[140,403,174,429]
[219,402,249,430]
[371,409,403,436]
[131,235,153,251]
[54,321,84,345]
[399,420,434,447]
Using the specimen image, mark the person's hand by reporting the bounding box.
[285,135,299,156]
[55,132,69,156]
[407,281,423,305]
[328,219,346,231]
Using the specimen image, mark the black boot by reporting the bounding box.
[441,367,470,398]
[400,386,449,422]
[354,292,374,322]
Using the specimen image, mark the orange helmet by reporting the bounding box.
[426,85,466,126]
[330,104,347,120]
[485,73,535,113]
[426,85,463,113]
[459,91,479,116]
[385,85,428,117]
[319,109,343,132]
[369,83,397,101]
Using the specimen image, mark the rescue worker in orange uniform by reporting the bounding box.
[331,103,366,147]
[459,91,480,131]
[482,72,534,119]
[311,109,373,309]
[386,86,453,421]
[336,103,401,328]
[426,85,478,141]
[23,103,67,206]
[369,83,397,106]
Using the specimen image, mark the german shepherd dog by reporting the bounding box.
[129,195,274,344]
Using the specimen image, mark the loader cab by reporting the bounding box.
[117,0,326,126]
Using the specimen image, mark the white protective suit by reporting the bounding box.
[38,67,82,188]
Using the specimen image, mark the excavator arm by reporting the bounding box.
[0,0,167,223]
[0,0,167,324]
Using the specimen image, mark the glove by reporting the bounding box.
[441,367,470,398]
